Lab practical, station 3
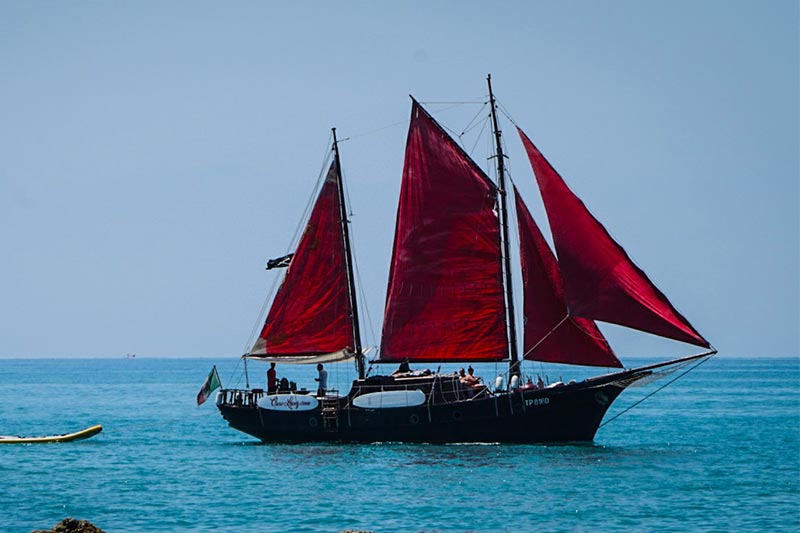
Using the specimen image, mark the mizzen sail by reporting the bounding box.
[250,163,355,359]
[379,100,508,362]
[517,127,710,348]
[514,187,621,367]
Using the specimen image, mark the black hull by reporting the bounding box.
[216,361,676,444]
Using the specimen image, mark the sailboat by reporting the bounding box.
[215,77,715,443]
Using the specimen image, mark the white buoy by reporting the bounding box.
[495,375,504,391]
[509,375,519,390]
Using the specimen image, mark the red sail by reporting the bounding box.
[517,128,710,348]
[514,186,622,367]
[251,163,355,358]
[380,101,508,362]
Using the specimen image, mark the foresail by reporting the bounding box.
[514,186,622,368]
[251,163,355,359]
[379,100,508,362]
[517,127,710,349]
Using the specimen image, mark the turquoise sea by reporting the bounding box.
[0,357,797,533]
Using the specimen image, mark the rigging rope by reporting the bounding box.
[458,103,490,138]
[423,100,489,152]
[241,134,335,356]
[353,252,377,349]
[342,120,406,142]
[497,101,520,129]
[466,117,491,160]
[242,273,282,356]
[339,164,378,352]
[521,314,570,359]
[342,100,484,144]
[418,100,485,105]
[598,354,714,428]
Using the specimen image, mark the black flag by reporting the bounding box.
[266,253,294,270]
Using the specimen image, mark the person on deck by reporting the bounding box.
[461,367,479,386]
[392,357,411,376]
[315,363,328,397]
[267,362,278,393]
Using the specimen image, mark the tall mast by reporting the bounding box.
[332,128,365,379]
[487,74,520,378]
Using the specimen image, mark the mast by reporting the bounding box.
[332,128,365,379]
[487,74,520,378]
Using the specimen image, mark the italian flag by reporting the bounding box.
[197,366,221,406]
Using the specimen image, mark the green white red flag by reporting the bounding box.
[197,366,221,406]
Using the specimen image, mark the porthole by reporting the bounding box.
[409,414,420,425]
[452,411,463,421]
[308,417,319,428]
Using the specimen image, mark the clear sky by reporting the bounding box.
[1,1,797,359]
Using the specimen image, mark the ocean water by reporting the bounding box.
[0,357,797,533]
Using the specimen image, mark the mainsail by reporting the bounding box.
[517,127,710,348]
[514,186,622,368]
[380,100,508,362]
[250,163,355,361]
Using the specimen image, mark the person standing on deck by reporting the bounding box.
[315,364,328,397]
[267,362,277,393]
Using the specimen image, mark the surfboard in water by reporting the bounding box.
[0,424,103,444]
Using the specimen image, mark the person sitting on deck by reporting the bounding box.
[457,367,486,399]
[392,357,411,376]
[460,366,479,387]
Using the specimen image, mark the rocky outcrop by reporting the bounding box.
[32,520,370,533]
[32,518,106,533]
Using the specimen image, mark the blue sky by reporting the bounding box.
[1,1,797,359]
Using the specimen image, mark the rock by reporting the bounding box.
[32,517,106,533]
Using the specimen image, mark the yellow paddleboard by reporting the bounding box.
[0,424,103,444]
